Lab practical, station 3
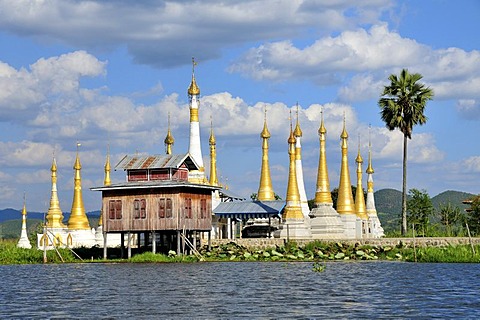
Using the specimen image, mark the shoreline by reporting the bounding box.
[2,238,480,265]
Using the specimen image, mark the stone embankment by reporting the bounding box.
[209,237,480,250]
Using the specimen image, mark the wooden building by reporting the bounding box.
[91,153,219,257]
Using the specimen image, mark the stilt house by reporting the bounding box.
[92,153,219,254]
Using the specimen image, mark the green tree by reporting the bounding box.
[378,69,434,236]
[465,195,480,236]
[438,203,464,236]
[406,188,434,236]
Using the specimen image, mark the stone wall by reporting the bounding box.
[208,237,480,250]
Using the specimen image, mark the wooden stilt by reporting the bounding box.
[127,232,132,259]
[152,231,156,254]
[120,232,125,259]
[193,231,197,251]
[176,230,181,255]
[208,230,211,251]
[103,231,107,260]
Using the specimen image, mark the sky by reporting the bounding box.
[0,0,479,212]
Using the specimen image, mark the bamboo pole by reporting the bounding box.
[466,222,476,255]
[412,223,417,263]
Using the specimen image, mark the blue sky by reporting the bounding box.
[0,0,479,212]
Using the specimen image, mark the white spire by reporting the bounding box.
[17,193,32,249]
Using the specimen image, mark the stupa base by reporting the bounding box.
[309,204,345,239]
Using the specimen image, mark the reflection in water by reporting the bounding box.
[1,262,480,319]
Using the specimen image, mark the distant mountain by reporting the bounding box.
[0,208,100,223]
[0,209,101,240]
[431,190,475,211]
[374,189,476,233]
[0,208,46,222]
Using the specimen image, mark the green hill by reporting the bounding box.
[374,188,403,233]
[374,189,476,233]
[431,190,475,211]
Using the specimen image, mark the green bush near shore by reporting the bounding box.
[0,241,77,264]
[2,239,480,264]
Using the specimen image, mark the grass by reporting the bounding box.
[411,245,480,263]
[0,240,77,264]
[2,239,480,264]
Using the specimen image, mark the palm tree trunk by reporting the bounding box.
[401,134,408,236]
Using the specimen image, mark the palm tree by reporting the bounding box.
[378,69,434,236]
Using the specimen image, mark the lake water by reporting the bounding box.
[1,261,479,319]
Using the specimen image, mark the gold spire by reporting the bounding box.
[104,145,111,186]
[293,103,302,161]
[209,117,218,186]
[21,192,28,228]
[187,57,200,96]
[366,125,374,175]
[336,114,356,214]
[293,103,302,138]
[314,109,333,204]
[283,112,303,220]
[355,136,368,220]
[257,107,275,201]
[164,112,174,155]
[99,146,112,227]
[68,143,91,230]
[45,156,66,228]
[22,193,27,216]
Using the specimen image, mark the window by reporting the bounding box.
[159,198,173,218]
[200,199,207,219]
[166,198,173,218]
[159,198,165,218]
[108,200,122,219]
[134,199,146,219]
[185,198,192,219]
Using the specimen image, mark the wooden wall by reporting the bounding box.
[101,187,212,233]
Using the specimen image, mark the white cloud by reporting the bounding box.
[374,128,444,164]
[456,99,480,120]
[230,24,480,103]
[461,156,480,173]
[0,0,394,67]
[229,24,426,82]
[0,51,106,121]
[338,73,384,102]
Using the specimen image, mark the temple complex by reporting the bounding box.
[31,58,384,253]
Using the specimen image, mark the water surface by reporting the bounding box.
[1,261,479,319]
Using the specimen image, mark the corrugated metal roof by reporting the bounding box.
[115,153,199,171]
[213,201,285,219]
[219,189,246,201]
[91,180,220,191]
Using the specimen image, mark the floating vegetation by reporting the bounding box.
[198,241,408,263]
[312,261,326,272]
